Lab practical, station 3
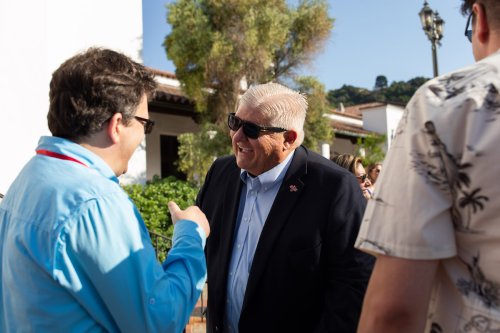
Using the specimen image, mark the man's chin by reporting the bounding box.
[235,157,248,171]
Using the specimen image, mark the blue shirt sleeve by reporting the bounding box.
[53,191,207,333]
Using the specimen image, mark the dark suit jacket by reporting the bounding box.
[196,146,374,333]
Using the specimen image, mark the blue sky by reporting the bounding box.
[142,0,474,91]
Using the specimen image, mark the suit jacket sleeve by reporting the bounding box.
[316,175,374,333]
[195,156,244,333]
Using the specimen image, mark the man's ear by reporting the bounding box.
[474,3,490,44]
[283,130,298,150]
[106,113,123,144]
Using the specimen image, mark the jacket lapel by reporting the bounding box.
[216,160,244,302]
[241,146,308,310]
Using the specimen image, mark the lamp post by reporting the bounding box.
[419,1,444,77]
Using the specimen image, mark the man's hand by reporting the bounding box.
[168,201,210,238]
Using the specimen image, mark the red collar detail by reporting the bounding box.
[36,149,88,167]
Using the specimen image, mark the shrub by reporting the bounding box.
[122,176,200,260]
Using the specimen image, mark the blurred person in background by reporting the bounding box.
[366,162,382,187]
[332,154,374,199]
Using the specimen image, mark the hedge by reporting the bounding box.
[122,176,199,260]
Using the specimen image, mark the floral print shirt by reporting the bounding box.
[356,50,500,333]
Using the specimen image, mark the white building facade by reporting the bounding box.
[361,103,405,150]
[0,0,144,193]
[325,102,405,156]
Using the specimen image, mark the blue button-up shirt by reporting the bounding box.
[0,136,207,333]
[224,151,294,333]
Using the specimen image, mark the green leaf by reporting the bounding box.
[122,176,200,256]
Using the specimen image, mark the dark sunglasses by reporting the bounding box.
[134,116,155,134]
[356,174,368,183]
[227,113,287,139]
[464,12,473,42]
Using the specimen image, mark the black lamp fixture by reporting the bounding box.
[419,1,445,77]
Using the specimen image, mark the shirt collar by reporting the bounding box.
[37,136,119,183]
[240,150,295,192]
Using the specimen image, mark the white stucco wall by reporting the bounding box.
[361,107,387,135]
[146,113,199,180]
[0,0,144,193]
[385,105,404,149]
[361,104,404,151]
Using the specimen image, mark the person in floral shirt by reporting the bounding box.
[356,1,500,332]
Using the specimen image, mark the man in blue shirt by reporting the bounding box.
[0,48,210,333]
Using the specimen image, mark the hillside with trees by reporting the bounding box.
[327,75,429,108]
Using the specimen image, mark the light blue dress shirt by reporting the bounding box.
[224,151,294,333]
[0,136,207,333]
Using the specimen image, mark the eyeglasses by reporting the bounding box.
[356,174,368,183]
[227,113,287,139]
[464,12,473,42]
[134,116,155,134]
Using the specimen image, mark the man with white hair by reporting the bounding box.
[197,82,374,333]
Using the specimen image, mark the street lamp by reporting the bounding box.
[419,1,444,77]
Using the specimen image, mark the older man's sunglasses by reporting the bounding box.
[227,113,287,139]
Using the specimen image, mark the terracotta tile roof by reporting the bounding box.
[329,111,361,120]
[153,83,193,105]
[330,121,374,137]
[147,67,177,80]
[146,68,194,106]
[330,102,386,117]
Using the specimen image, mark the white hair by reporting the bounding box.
[237,83,307,146]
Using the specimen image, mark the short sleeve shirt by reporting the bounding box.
[356,51,500,332]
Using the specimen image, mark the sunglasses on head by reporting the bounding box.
[227,113,287,139]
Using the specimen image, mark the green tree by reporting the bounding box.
[176,122,232,186]
[165,0,333,181]
[294,76,333,151]
[356,134,386,166]
[326,85,376,108]
[374,75,388,90]
[327,76,429,107]
[122,176,199,260]
[164,0,333,123]
[407,76,429,89]
[383,76,428,105]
